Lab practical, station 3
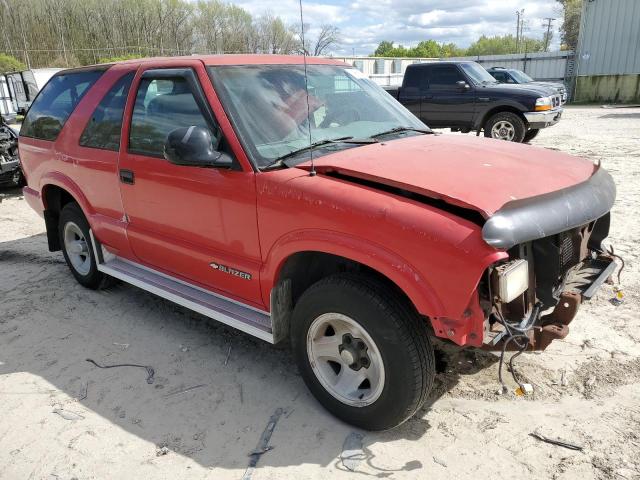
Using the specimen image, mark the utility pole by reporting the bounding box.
[515,9,524,53]
[543,17,555,52]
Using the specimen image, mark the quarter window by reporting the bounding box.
[21,69,104,141]
[80,71,134,151]
[129,76,212,158]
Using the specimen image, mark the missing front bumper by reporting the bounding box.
[484,255,617,351]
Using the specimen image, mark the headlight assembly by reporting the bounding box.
[535,96,553,111]
[492,259,529,303]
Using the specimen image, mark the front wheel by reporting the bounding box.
[523,128,540,143]
[291,274,435,430]
[484,112,526,142]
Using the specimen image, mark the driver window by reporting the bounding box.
[129,75,212,158]
[428,65,464,89]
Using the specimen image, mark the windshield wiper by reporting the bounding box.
[262,136,377,171]
[370,126,432,139]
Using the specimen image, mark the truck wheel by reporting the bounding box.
[58,202,110,289]
[523,129,540,143]
[291,274,435,430]
[484,112,526,142]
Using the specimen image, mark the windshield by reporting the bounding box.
[459,62,498,85]
[510,69,534,83]
[209,64,427,168]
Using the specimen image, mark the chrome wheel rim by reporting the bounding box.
[307,313,385,407]
[491,120,515,141]
[63,221,91,276]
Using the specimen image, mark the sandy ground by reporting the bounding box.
[1,106,639,480]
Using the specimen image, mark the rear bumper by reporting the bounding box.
[524,107,563,129]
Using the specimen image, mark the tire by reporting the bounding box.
[523,129,540,143]
[58,202,111,289]
[483,112,526,142]
[291,273,435,430]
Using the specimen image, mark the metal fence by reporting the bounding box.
[337,51,575,87]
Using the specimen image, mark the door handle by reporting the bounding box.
[119,169,135,185]
[422,95,433,100]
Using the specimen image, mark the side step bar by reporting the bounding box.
[90,232,273,343]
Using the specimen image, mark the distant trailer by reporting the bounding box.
[0,75,16,122]
[3,68,64,115]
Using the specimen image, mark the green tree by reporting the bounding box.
[373,40,465,58]
[0,53,26,73]
[557,0,582,50]
[466,34,544,55]
[373,41,394,56]
[412,40,441,58]
[440,42,466,57]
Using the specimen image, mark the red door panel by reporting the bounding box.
[118,61,264,308]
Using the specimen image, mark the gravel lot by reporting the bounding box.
[1,106,639,480]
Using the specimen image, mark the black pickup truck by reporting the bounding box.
[385,61,563,143]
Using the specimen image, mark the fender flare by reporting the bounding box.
[40,171,95,217]
[474,101,529,130]
[261,229,446,318]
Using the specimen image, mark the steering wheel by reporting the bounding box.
[321,107,361,128]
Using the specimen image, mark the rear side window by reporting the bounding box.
[129,76,211,158]
[403,67,421,89]
[80,71,134,151]
[21,69,104,141]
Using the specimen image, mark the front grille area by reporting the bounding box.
[552,94,562,108]
[558,230,581,273]
[531,224,593,307]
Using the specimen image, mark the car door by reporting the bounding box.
[420,64,476,127]
[118,63,264,307]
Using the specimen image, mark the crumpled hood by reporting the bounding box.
[304,134,596,218]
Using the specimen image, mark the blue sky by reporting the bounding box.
[235,0,561,55]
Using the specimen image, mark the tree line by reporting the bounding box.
[373,34,550,59]
[0,0,340,70]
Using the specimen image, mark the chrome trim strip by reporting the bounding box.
[483,166,616,249]
[89,231,273,343]
[117,255,270,316]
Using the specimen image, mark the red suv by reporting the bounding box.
[19,56,617,430]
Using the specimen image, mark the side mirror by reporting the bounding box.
[456,80,470,91]
[164,126,233,168]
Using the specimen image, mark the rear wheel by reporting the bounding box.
[484,112,526,142]
[59,202,110,289]
[523,128,540,143]
[291,274,435,430]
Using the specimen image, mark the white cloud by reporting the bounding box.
[233,0,561,55]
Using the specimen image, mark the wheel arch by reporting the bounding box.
[263,231,445,343]
[40,174,93,251]
[476,105,527,131]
